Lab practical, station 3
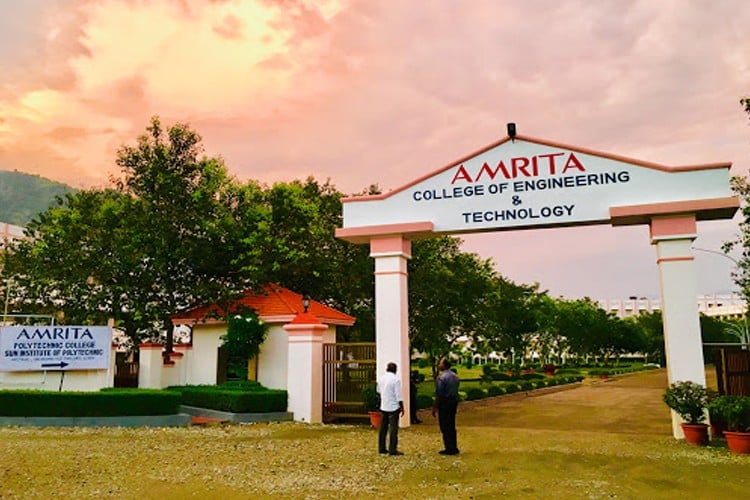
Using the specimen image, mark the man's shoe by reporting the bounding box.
[438,450,448,455]
[379,450,388,454]
[389,451,404,456]
[440,449,459,455]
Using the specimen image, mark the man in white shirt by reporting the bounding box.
[377,362,404,455]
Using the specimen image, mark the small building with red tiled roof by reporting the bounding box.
[167,284,355,391]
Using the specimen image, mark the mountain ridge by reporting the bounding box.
[0,170,76,226]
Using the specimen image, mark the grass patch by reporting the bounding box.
[1,369,746,498]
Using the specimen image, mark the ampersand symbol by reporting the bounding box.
[512,195,522,206]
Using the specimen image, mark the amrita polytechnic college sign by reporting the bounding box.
[339,136,735,236]
[0,325,112,371]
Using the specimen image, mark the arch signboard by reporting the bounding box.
[337,132,739,438]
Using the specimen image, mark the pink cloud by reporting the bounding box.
[0,0,749,298]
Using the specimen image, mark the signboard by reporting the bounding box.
[340,137,734,234]
[0,325,112,372]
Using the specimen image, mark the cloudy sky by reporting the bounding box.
[1,0,749,300]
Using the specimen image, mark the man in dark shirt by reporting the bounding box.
[431,357,460,455]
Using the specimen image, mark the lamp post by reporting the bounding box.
[692,246,749,349]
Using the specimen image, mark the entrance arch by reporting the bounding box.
[336,130,739,437]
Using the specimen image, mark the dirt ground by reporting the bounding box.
[1,368,746,499]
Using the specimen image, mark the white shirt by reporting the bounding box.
[377,370,403,412]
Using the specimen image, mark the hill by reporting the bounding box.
[0,170,76,226]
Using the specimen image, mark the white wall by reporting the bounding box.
[258,325,288,390]
[190,325,225,385]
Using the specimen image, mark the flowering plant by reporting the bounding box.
[662,381,708,424]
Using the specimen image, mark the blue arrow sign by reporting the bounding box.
[41,361,69,369]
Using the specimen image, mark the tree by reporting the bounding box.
[5,118,267,350]
[724,98,750,305]
[408,237,499,374]
[483,278,541,364]
[5,189,145,336]
[627,311,665,366]
[252,178,374,339]
[113,117,265,350]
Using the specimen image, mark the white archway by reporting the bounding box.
[336,132,739,437]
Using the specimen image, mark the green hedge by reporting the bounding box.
[487,385,506,397]
[169,386,287,413]
[0,389,180,417]
[465,387,487,401]
[416,394,434,409]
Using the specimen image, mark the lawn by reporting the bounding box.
[1,369,747,498]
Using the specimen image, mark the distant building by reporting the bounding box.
[1,222,25,249]
[600,294,746,320]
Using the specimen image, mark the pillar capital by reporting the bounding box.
[649,214,697,243]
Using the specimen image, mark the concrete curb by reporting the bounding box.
[179,405,293,423]
[0,413,192,428]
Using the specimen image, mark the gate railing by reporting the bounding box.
[323,342,376,422]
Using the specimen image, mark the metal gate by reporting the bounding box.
[323,342,376,423]
[713,348,750,396]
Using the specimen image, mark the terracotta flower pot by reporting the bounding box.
[681,423,709,446]
[368,411,382,429]
[723,431,750,454]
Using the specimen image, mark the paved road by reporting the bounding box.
[424,369,678,436]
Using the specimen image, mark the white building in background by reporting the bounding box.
[1,222,25,249]
[600,294,746,320]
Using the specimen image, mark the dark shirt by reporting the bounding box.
[436,369,460,398]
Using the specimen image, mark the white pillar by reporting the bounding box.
[371,236,411,428]
[651,215,707,438]
[284,313,327,423]
[138,343,164,389]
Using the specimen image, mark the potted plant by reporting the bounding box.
[662,381,709,446]
[362,383,381,429]
[706,389,725,438]
[710,395,750,454]
[543,364,556,377]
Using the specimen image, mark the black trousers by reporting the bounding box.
[378,410,400,453]
[438,397,459,453]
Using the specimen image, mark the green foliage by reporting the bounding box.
[504,383,522,394]
[465,387,487,401]
[361,383,380,411]
[169,385,287,413]
[487,385,505,397]
[415,394,434,410]
[417,358,429,369]
[519,381,534,391]
[221,312,268,379]
[722,100,750,306]
[708,395,750,432]
[662,381,708,424]
[0,170,75,225]
[0,389,180,417]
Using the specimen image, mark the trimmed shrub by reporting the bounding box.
[487,385,506,397]
[218,380,263,391]
[519,381,534,391]
[465,387,487,401]
[172,387,287,413]
[504,383,522,394]
[0,389,180,417]
[416,394,434,410]
[520,373,545,381]
[491,372,512,381]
